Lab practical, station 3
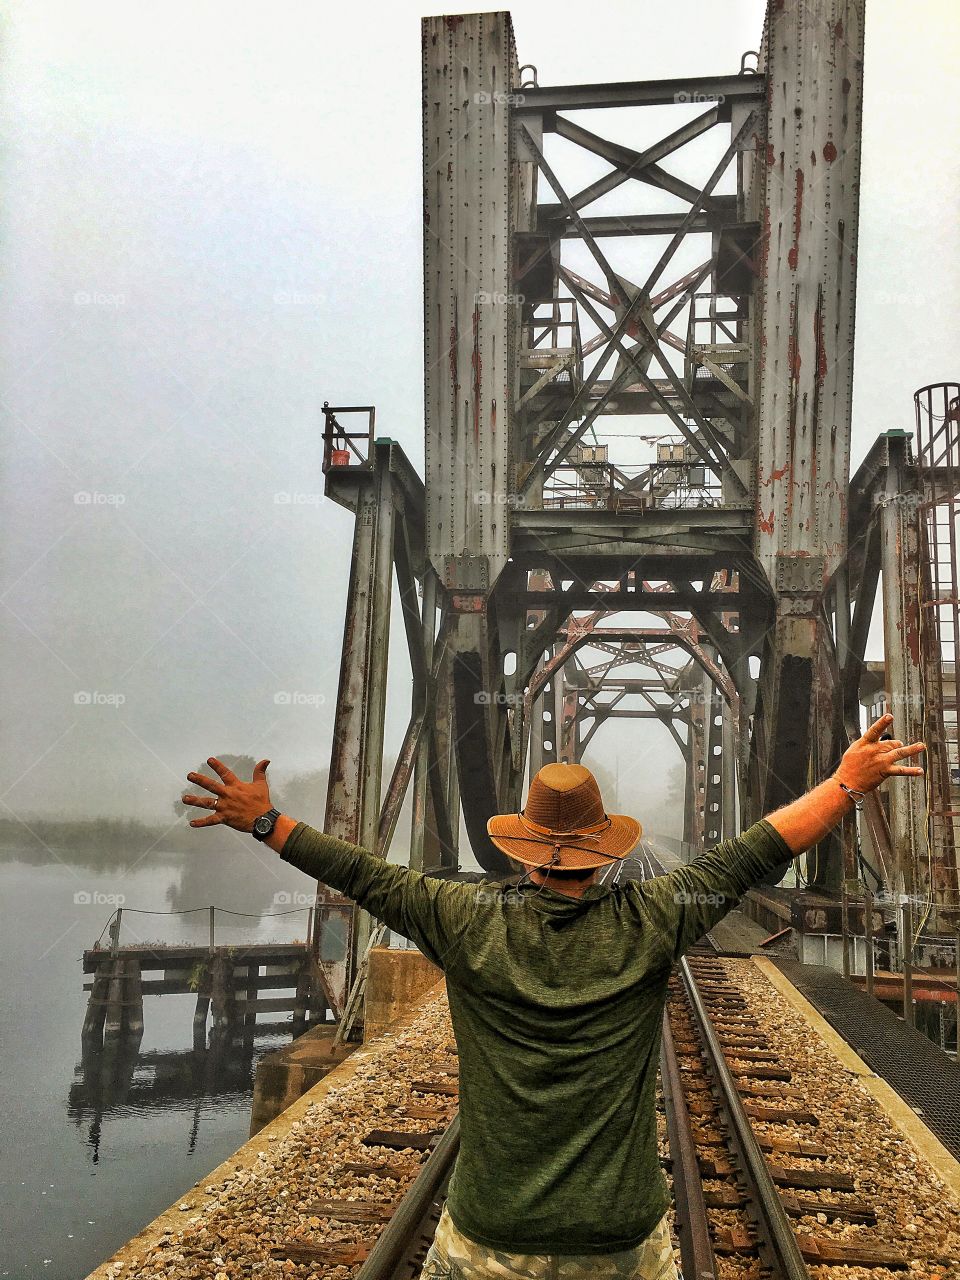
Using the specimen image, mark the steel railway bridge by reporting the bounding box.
[312,2,960,1022]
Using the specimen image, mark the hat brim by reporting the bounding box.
[486,812,642,871]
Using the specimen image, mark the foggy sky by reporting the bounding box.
[1,0,958,844]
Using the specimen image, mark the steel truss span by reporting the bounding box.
[315,6,959,1004]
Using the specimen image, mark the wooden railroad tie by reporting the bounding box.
[362,1129,442,1151]
[697,1155,855,1192]
[732,1064,793,1082]
[393,1104,451,1121]
[341,1159,411,1180]
[722,1048,781,1062]
[779,1192,877,1224]
[271,1240,374,1265]
[743,1102,819,1125]
[411,1078,459,1096]
[301,1198,398,1224]
[795,1235,909,1268]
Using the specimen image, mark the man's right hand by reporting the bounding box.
[833,713,926,794]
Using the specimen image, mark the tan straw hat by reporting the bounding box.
[487,762,642,871]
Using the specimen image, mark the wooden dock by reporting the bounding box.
[82,926,342,1052]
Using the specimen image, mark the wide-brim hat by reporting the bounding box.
[487,762,642,871]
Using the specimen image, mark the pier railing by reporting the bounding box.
[82,904,347,1054]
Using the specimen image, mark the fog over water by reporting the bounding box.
[0,2,957,1275]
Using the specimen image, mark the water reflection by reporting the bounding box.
[68,1019,321,1160]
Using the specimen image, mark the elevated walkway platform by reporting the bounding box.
[770,957,960,1163]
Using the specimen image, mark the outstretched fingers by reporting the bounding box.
[863,713,894,743]
[188,811,225,827]
[182,792,222,827]
[206,756,239,785]
[186,769,226,796]
[883,741,925,777]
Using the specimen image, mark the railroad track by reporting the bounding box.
[271,846,914,1280]
[647,848,911,1278]
[267,1065,461,1275]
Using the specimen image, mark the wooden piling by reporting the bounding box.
[82,968,110,1052]
[125,957,144,1045]
[103,956,126,1045]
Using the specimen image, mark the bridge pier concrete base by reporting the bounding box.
[363,946,442,1043]
[249,1024,353,1137]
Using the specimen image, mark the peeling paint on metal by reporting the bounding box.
[814,289,828,386]
[471,303,482,442]
[449,319,460,400]
[788,167,804,270]
[823,140,837,163]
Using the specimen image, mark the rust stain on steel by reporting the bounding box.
[810,149,816,167]
[449,318,460,400]
[490,398,497,434]
[813,289,828,386]
[471,304,482,442]
[787,167,804,270]
[759,508,775,535]
[764,463,790,485]
[841,77,851,95]
[823,140,838,163]
[444,15,464,29]
[834,19,844,39]
[788,328,801,384]
[766,142,776,167]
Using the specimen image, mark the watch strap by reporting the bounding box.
[251,807,282,841]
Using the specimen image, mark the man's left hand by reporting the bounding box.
[183,757,272,832]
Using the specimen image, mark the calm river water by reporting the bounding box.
[0,850,318,1280]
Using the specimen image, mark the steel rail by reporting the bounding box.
[643,842,809,1278]
[354,1116,460,1280]
[659,1008,719,1280]
[678,957,811,1280]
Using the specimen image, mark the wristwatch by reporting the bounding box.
[251,807,282,841]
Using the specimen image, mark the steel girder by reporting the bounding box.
[321,417,460,990]
[743,1,866,878]
[418,4,867,878]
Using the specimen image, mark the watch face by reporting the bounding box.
[254,815,272,834]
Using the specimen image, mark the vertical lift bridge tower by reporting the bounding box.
[318,2,960,1012]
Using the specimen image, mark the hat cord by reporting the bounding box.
[511,811,620,859]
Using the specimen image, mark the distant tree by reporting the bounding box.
[173,754,258,823]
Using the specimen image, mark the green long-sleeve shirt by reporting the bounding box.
[280,818,793,1255]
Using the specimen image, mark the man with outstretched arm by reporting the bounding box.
[183,713,923,1280]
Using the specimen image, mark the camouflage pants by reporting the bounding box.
[420,1205,680,1280]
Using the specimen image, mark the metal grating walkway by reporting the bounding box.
[773,958,960,1162]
